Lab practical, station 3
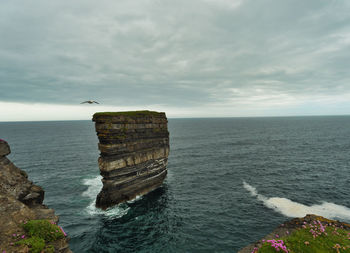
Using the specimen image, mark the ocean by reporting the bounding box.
[1,116,350,252]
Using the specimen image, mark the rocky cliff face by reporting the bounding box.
[92,111,169,209]
[0,139,71,253]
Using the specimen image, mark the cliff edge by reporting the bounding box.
[92,110,169,209]
[0,139,71,253]
[239,214,350,253]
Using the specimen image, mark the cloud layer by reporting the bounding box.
[1,0,350,118]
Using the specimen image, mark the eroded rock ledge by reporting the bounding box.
[92,111,169,209]
[0,139,71,253]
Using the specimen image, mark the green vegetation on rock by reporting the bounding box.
[16,236,46,253]
[255,220,350,253]
[93,110,164,118]
[15,220,65,253]
[23,220,64,242]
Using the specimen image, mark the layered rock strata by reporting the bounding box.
[92,111,169,209]
[0,139,71,253]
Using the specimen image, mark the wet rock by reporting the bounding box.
[92,110,170,209]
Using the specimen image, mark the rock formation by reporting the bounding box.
[0,139,71,253]
[92,111,169,209]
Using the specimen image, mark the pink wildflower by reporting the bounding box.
[250,247,258,253]
[58,225,67,237]
[266,239,289,253]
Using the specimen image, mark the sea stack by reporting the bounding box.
[92,111,169,209]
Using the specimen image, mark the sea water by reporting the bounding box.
[1,116,350,252]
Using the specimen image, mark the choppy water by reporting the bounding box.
[1,116,350,252]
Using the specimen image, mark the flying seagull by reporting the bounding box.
[80,100,99,104]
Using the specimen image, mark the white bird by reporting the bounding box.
[80,100,100,104]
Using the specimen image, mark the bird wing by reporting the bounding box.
[80,101,88,104]
[94,101,100,104]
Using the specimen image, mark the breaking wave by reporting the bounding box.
[82,176,130,218]
[243,181,350,221]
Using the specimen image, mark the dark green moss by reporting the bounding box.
[93,110,165,118]
[45,244,55,253]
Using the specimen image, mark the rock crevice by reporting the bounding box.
[93,111,169,209]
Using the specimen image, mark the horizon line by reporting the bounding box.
[0,113,349,123]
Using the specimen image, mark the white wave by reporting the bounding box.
[82,176,103,198]
[243,181,350,221]
[82,175,130,218]
[127,195,143,204]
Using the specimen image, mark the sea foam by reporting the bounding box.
[243,181,350,221]
[82,176,130,218]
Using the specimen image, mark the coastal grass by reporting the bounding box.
[93,110,164,117]
[15,220,64,253]
[256,222,350,253]
[16,236,46,253]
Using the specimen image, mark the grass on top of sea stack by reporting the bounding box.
[252,219,350,253]
[93,110,165,118]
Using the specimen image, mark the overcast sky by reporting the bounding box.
[1,0,350,121]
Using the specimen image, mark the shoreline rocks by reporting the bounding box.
[92,110,169,209]
[0,139,71,253]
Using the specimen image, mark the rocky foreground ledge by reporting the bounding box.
[239,214,350,253]
[92,110,170,209]
[0,140,71,253]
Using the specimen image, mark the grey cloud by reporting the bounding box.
[1,0,350,113]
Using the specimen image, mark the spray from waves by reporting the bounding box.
[127,195,143,204]
[243,181,350,221]
[82,176,129,218]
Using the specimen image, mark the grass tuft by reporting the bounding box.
[16,236,45,253]
[15,220,65,253]
[22,220,64,242]
[93,110,164,118]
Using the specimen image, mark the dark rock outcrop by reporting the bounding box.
[92,111,169,209]
[0,139,71,253]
